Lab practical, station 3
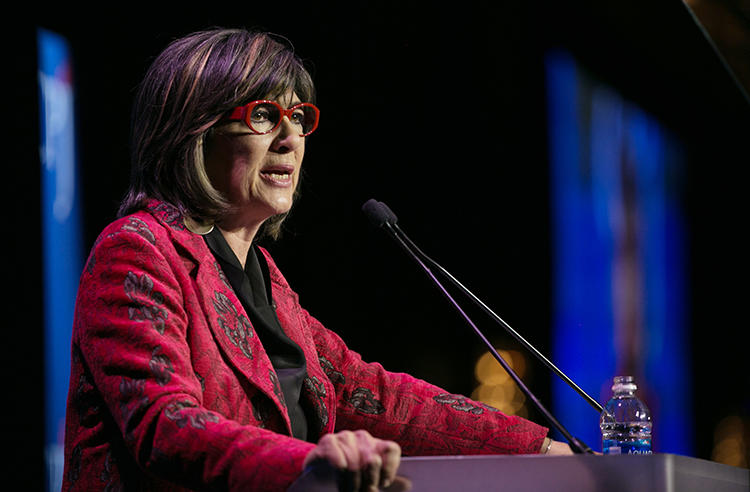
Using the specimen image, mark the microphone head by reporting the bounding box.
[362,199,393,228]
[378,201,398,225]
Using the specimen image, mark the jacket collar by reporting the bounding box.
[142,200,217,268]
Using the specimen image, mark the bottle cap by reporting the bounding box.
[612,375,637,392]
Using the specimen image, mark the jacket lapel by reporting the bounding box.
[147,202,294,437]
[259,248,338,438]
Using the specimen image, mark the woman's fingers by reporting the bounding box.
[307,432,348,469]
[376,439,401,488]
[303,429,404,491]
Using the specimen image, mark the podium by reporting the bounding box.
[289,453,750,491]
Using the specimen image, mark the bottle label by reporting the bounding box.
[602,439,652,455]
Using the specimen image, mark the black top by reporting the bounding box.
[204,228,310,441]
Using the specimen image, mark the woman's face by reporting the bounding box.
[205,92,305,229]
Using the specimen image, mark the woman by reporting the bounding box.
[62,28,571,492]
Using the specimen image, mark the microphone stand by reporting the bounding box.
[364,201,593,454]
[382,204,604,415]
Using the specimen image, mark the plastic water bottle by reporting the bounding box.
[600,375,652,455]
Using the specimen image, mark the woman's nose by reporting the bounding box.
[271,117,304,152]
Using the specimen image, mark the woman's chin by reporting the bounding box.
[253,195,294,219]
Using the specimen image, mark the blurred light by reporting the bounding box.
[472,349,529,417]
[38,27,83,492]
[711,415,748,468]
[546,50,691,454]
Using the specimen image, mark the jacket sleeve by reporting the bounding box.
[305,310,548,456]
[69,222,315,491]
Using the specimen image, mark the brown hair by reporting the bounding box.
[119,28,315,239]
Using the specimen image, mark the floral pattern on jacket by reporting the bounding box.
[62,201,548,491]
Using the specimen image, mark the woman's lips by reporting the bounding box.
[260,164,295,186]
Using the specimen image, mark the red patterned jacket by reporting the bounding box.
[62,201,547,491]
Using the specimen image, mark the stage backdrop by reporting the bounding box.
[38,28,84,492]
[546,50,692,455]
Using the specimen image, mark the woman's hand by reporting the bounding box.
[303,429,410,491]
[541,437,576,455]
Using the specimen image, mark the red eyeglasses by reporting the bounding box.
[226,100,320,137]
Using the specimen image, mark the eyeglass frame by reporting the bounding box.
[225,100,320,137]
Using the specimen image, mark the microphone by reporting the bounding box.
[361,198,394,228]
[361,198,595,454]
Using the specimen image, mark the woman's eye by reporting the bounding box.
[250,108,271,122]
[290,110,306,125]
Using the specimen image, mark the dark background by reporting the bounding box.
[9,0,750,488]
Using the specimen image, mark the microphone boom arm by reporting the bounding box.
[378,219,593,454]
[390,221,604,415]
